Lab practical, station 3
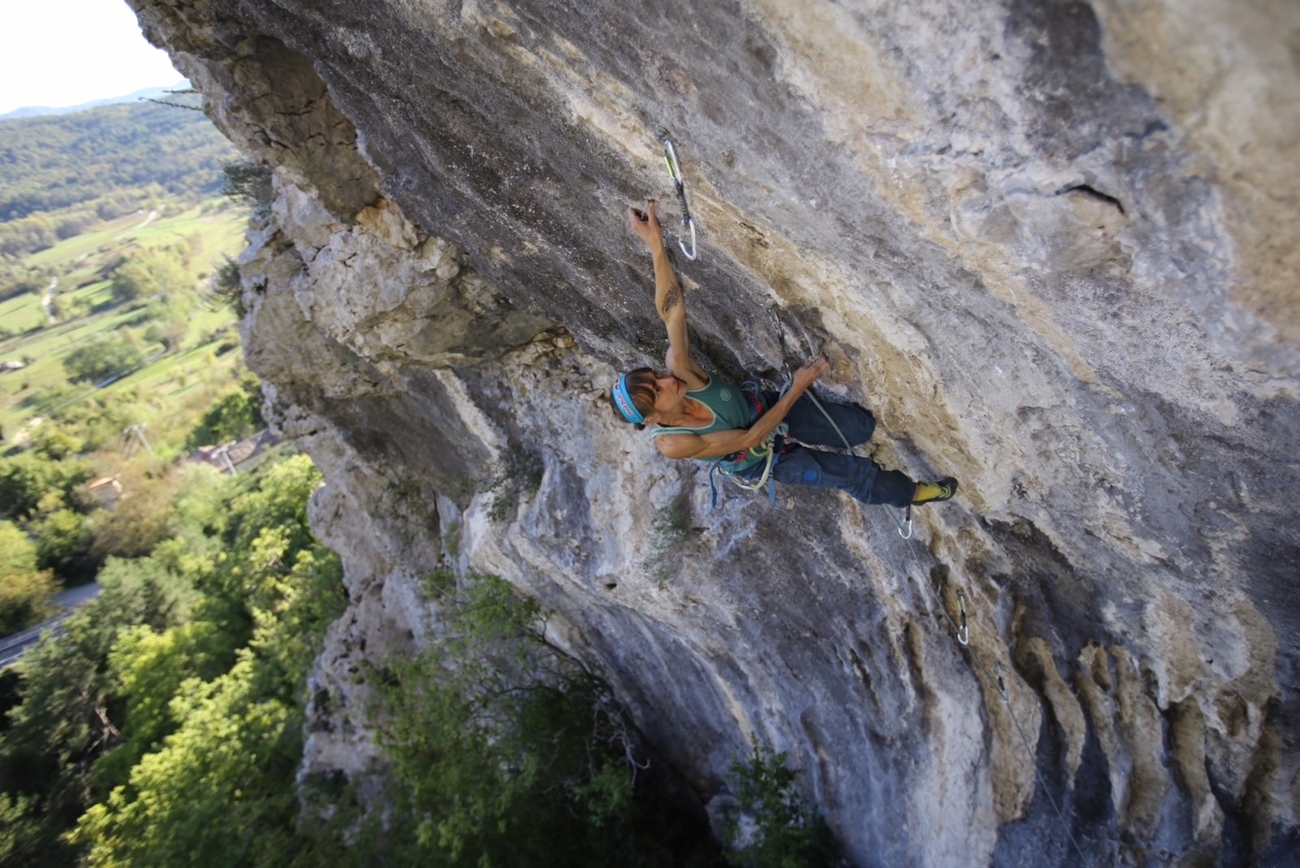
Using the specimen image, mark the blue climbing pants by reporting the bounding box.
[738,391,915,508]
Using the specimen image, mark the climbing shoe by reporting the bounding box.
[912,477,958,505]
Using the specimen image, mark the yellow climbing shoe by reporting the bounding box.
[913,477,958,505]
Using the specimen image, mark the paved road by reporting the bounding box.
[0,583,101,669]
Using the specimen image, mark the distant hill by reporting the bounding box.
[0,82,191,121]
[0,97,237,231]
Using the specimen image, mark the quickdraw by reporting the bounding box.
[661,134,698,260]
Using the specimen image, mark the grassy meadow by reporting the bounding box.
[0,201,249,447]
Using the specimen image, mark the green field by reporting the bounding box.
[0,203,250,443]
[0,289,46,333]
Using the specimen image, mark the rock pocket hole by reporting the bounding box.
[1055,183,1126,215]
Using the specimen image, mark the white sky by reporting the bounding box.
[0,0,183,115]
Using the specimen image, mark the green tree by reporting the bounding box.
[221,160,273,210]
[62,334,145,383]
[185,386,264,450]
[0,453,94,518]
[88,620,233,794]
[0,265,46,303]
[365,571,713,867]
[70,543,345,868]
[109,248,190,305]
[0,560,187,868]
[32,509,98,583]
[31,428,83,461]
[91,474,181,561]
[0,522,59,635]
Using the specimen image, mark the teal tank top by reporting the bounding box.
[651,376,763,470]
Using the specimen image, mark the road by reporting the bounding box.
[0,582,102,669]
[42,276,57,323]
[113,209,158,239]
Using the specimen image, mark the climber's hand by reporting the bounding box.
[628,200,664,252]
[791,356,830,392]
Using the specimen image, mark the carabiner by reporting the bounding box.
[662,137,698,260]
[956,590,969,646]
[680,216,697,260]
[897,504,913,539]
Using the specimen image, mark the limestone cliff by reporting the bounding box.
[129,0,1300,864]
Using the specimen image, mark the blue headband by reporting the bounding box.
[612,374,645,424]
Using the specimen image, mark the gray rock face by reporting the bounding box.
[130,0,1300,863]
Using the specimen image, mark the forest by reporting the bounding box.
[0,97,234,257]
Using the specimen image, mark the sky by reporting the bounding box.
[0,0,183,115]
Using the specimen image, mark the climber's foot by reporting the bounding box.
[912,477,958,505]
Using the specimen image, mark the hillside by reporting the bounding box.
[123,0,1300,865]
[0,97,236,256]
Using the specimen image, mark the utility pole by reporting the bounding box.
[121,423,155,457]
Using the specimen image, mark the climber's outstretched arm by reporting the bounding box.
[629,200,707,387]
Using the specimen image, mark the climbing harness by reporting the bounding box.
[708,382,788,508]
[661,134,698,260]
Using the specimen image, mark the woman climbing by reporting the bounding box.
[610,200,957,509]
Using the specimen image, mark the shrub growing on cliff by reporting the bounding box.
[484,448,544,522]
[221,160,273,212]
[723,737,838,868]
[364,570,719,866]
[209,256,245,316]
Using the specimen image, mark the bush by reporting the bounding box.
[484,448,544,522]
[723,737,838,867]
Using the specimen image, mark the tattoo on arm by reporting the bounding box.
[661,283,682,314]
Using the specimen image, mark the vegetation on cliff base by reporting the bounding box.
[722,737,838,867]
[346,568,721,867]
[0,456,726,866]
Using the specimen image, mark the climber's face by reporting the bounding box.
[648,370,686,419]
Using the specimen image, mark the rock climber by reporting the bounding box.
[610,200,957,509]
